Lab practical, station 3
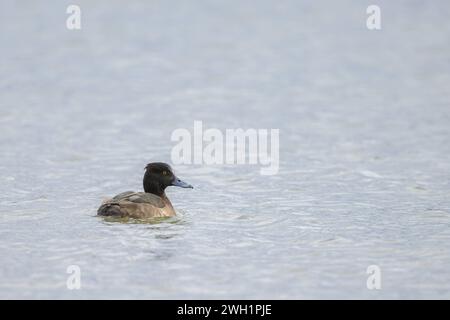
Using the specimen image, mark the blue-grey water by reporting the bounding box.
[1,0,450,299]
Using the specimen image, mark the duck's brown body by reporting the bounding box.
[97,191,176,218]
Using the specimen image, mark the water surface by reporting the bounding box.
[0,0,450,299]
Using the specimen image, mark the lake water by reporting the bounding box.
[1,0,450,299]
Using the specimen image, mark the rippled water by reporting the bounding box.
[1,1,450,299]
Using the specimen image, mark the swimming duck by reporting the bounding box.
[97,162,193,218]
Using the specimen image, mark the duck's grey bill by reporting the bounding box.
[172,177,193,189]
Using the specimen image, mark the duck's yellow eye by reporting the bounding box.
[162,170,167,176]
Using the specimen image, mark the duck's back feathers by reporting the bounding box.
[110,191,165,207]
[97,191,172,219]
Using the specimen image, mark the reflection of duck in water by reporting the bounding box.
[97,162,193,219]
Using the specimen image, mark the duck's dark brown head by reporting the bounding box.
[143,162,193,196]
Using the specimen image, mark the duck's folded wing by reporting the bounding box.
[108,191,164,208]
[110,191,135,202]
[123,192,165,208]
[98,192,165,217]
